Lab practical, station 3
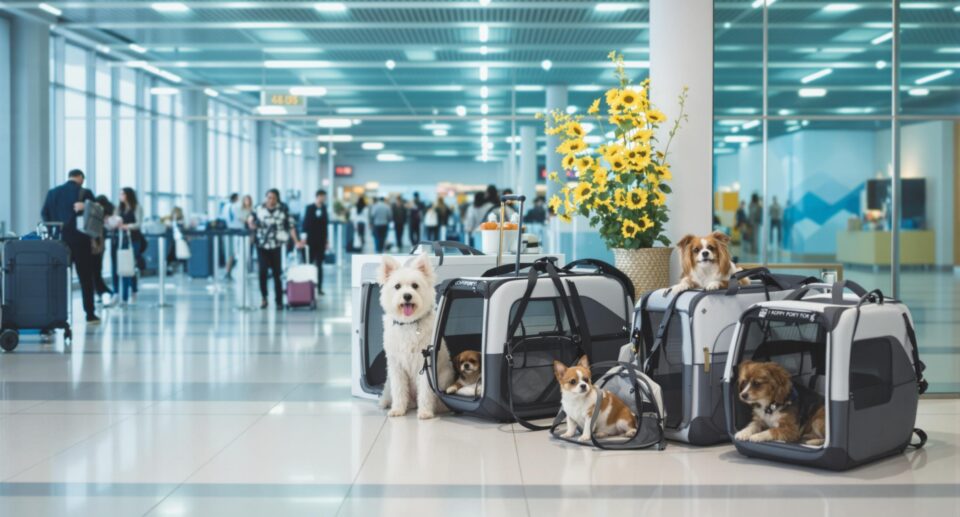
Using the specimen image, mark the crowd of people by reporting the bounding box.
[734,192,784,255]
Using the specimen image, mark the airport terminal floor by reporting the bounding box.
[0,267,958,517]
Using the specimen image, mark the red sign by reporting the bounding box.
[334,165,353,177]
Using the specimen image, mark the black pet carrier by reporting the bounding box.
[723,281,928,470]
[424,257,633,429]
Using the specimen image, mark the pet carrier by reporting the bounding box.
[549,359,667,450]
[425,257,633,428]
[633,268,817,445]
[723,281,928,470]
[349,242,564,400]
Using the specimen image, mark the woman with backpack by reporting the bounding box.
[112,187,145,305]
[247,188,304,309]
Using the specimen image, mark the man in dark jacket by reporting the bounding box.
[301,189,329,295]
[391,195,407,251]
[41,169,99,324]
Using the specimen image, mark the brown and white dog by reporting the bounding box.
[670,231,746,293]
[445,350,483,397]
[734,361,826,446]
[553,355,637,443]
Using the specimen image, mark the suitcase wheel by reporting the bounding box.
[0,329,19,352]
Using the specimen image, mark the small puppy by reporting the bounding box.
[553,355,637,443]
[377,253,455,419]
[669,231,746,293]
[446,350,483,397]
[734,361,826,446]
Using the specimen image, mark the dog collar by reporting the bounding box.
[392,316,427,328]
[763,387,799,415]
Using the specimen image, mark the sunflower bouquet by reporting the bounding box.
[540,51,688,249]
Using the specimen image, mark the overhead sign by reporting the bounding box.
[261,90,307,115]
[334,165,354,177]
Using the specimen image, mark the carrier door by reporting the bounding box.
[359,282,387,394]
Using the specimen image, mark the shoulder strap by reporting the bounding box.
[565,280,592,357]
[643,292,684,374]
[901,313,929,395]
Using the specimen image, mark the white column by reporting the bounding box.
[650,0,714,241]
[0,17,12,233]
[544,85,568,202]
[517,124,537,200]
[256,121,272,197]
[185,90,209,214]
[10,18,50,234]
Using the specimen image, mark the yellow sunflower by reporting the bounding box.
[548,171,559,182]
[588,98,601,115]
[548,195,562,213]
[562,154,576,170]
[625,188,648,210]
[639,215,654,231]
[558,212,572,223]
[565,122,585,139]
[621,219,641,239]
[633,147,652,169]
[652,190,667,207]
[605,88,621,108]
[655,165,672,181]
[614,188,627,207]
[609,155,628,172]
[618,89,640,110]
[646,109,666,124]
[632,129,654,143]
[556,139,586,155]
[576,156,595,171]
[573,181,594,205]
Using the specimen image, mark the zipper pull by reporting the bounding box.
[703,347,711,373]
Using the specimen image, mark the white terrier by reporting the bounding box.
[377,253,454,419]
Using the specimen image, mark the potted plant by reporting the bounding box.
[540,51,688,297]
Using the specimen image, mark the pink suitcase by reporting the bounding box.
[286,280,316,308]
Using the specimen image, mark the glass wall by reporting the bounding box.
[714,0,959,393]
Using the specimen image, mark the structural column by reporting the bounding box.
[0,17,12,233]
[517,124,537,201]
[9,18,50,234]
[184,90,209,214]
[256,121,273,198]
[650,0,714,241]
[544,85,568,202]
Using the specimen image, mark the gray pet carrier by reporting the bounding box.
[723,281,928,471]
[425,257,633,429]
[634,268,816,445]
[549,360,667,450]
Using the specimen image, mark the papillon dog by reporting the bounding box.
[734,361,826,446]
[670,231,746,293]
[553,355,637,443]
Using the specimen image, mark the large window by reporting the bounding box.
[713,0,959,393]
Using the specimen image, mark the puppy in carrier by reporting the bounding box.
[377,253,455,419]
[734,361,826,445]
[446,350,483,397]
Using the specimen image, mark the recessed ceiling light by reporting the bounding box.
[479,65,489,81]
[822,3,859,12]
[38,3,62,17]
[541,59,553,71]
[434,150,458,157]
[264,60,331,68]
[595,3,632,12]
[423,123,451,131]
[777,109,792,116]
[908,88,929,97]
[314,2,347,12]
[317,134,353,142]
[478,24,489,43]
[800,68,833,84]
[456,105,467,117]
[256,106,288,115]
[318,146,328,155]
[515,85,544,92]
[149,87,179,95]
[565,105,578,114]
[289,86,328,96]
[377,153,404,162]
[798,88,827,97]
[871,32,893,45]
[433,129,448,137]
[481,103,489,115]
[128,43,148,54]
[480,86,489,99]
[480,45,488,55]
[875,60,887,69]
[203,88,219,97]
[385,59,396,70]
[723,22,732,29]
[741,120,760,130]
[96,44,111,54]
[915,69,952,85]
[151,2,190,13]
[724,135,755,143]
[362,142,385,151]
[479,0,491,5]
[751,0,775,7]
[317,118,353,128]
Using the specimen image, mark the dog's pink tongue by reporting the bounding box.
[402,304,414,317]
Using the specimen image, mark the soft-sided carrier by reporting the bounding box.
[723,281,928,471]
[425,257,633,429]
[634,268,816,445]
[549,359,667,450]
[349,241,564,400]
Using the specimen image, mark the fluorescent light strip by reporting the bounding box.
[724,135,755,143]
[798,88,827,98]
[800,68,833,84]
[907,87,929,96]
[822,3,859,12]
[478,24,489,43]
[480,85,489,99]
[914,69,953,85]
[377,153,404,162]
[479,64,488,81]
[149,87,179,95]
[317,118,352,128]
[257,106,288,115]
[289,86,327,96]
[433,129,448,137]
[751,0,775,7]
[203,88,219,98]
[362,142,385,151]
[317,134,353,142]
[151,2,190,13]
[314,2,346,12]
[595,3,632,12]
[38,3,62,16]
[129,43,148,54]
[456,105,467,117]
[264,60,331,69]
[741,120,761,130]
[871,32,893,45]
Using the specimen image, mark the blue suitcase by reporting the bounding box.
[186,235,212,278]
[1,239,73,350]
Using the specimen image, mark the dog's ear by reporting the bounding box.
[769,363,793,404]
[377,256,401,285]
[577,354,590,369]
[677,234,696,250]
[412,252,436,284]
[711,231,731,244]
[737,360,753,379]
[553,360,567,382]
[451,352,461,371]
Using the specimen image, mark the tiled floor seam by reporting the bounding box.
[332,413,389,517]
[510,424,534,517]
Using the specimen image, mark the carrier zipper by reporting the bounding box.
[703,347,711,373]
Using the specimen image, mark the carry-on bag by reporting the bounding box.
[723,281,928,470]
[117,230,137,278]
[286,246,317,309]
[633,268,817,445]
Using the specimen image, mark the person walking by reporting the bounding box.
[350,197,368,251]
[248,189,304,309]
[424,203,439,242]
[769,196,783,248]
[92,195,115,305]
[301,189,329,296]
[114,187,144,305]
[735,201,750,254]
[222,193,240,279]
[391,195,407,251]
[464,192,492,248]
[408,196,422,247]
[41,169,100,324]
[369,197,392,253]
[748,193,762,255]
[435,197,450,240]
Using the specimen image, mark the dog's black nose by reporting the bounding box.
[402,293,412,302]
[701,250,710,258]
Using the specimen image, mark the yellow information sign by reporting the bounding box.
[261,90,307,114]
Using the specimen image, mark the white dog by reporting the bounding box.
[377,253,454,419]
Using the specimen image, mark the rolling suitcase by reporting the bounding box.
[286,246,317,309]
[1,234,73,351]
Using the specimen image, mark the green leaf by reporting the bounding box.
[659,183,672,194]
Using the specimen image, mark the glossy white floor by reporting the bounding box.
[0,266,958,517]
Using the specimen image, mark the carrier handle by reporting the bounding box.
[856,289,885,308]
[563,258,636,301]
[482,262,535,278]
[785,280,869,303]
[724,267,788,296]
[412,240,483,266]
[901,314,929,395]
[496,195,526,275]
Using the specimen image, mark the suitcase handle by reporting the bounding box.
[497,195,526,275]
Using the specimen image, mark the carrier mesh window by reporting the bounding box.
[645,310,685,429]
[363,284,387,390]
[581,297,629,363]
[441,295,485,357]
[849,338,893,410]
[508,298,567,337]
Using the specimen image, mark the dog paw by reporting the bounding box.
[378,398,391,410]
[578,434,593,443]
[444,386,457,394]
[624,428,637,438]
[417,410,435,420]
[734,429,752,441]
[748,432,771,443]
[560,431,576,439]
[805,438,825,447]
[387,408,407,417]
[705,281,722,291]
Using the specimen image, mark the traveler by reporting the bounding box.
[435,197,450,239]
[769,196,783,248]
[748,193,762,255]
[40,169,100,324]
[301,189,329,296]
[464,192,492,248]
[115,187,145,304]
[424,203,440,242]
[370,197,392,253]
[350,197,368,251]
[222,193,240,279]
[409,193,423,247]
[92,195,115,305]
[248,189,304,309]
[392,195,407,251]
[525,196,547,224]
